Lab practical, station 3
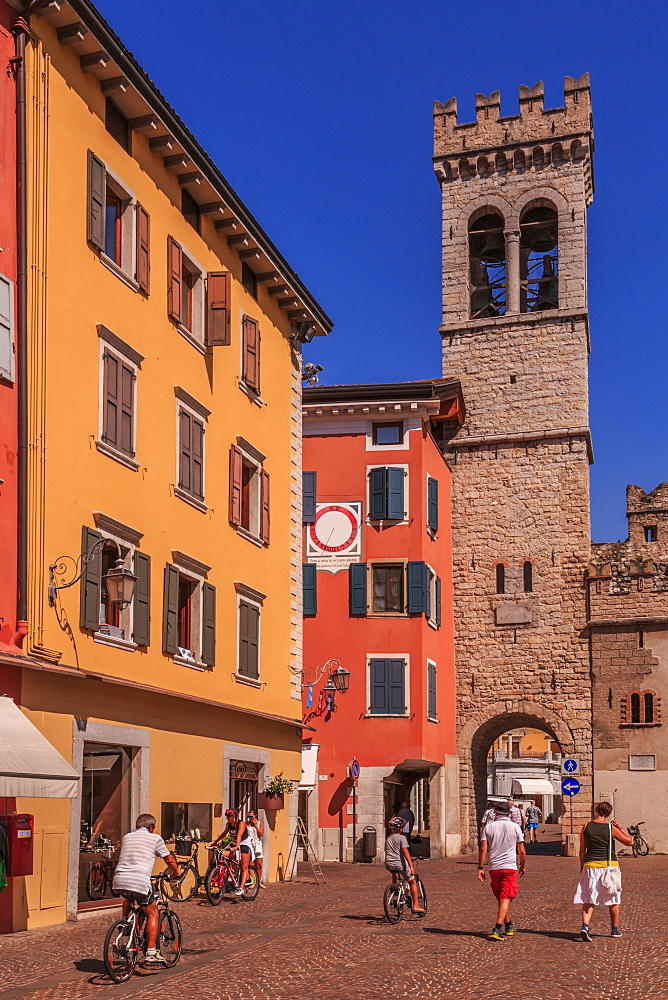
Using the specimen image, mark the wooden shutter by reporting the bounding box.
[102,352,118,447]
[303,564,317,616]
[428,663,437,719]
[349,562,367,616]
[260,470,270,544]
[136,204,150,294]
[388,659,406,715]
[202,582,216,667]
[133,551,151,646]
[167,236,182,322]
[0,273,15,382]
[369,467,387,521]
[87,150,106,251]
[370,658,388,714]
[162,563,180,655]
[302,471,317,523]
[79,526,102,629]
[426,570,432,620]
[239,600,259,678]
[427,476,439,532]
[387,467,405,521]
[120,362,134,457]
[435,576,442,628]
[229,445,243,525]
[192,418,204,499]
[407,561,428,614]
[206,271,231,346]
[242,316,259,390]
[178,409,192,492]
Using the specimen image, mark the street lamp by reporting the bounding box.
[49,539,137,608]
[330,664,350,694]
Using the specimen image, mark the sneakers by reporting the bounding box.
[580,925,593,942]
[610,926,623,939]
[488,926,505,941]
[234,888,244,897]
[504,921,514,937]
[144,950,166,964]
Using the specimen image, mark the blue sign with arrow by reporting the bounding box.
[563,759,579,773]
[562,778,581,796]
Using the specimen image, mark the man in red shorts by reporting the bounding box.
[478,801,526,940]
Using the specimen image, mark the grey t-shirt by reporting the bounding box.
[385,832,409,869]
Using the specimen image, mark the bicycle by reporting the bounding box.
[383,861,428,924]
[628,822,649,857]
[205,848,260,905]
[85,846,120,901]
[159,838,210,903]
[103,875,182,983]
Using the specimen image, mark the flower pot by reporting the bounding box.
[258,792,284,811]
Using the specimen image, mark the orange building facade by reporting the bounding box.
[301,380,464,862]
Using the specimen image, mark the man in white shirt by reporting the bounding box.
[478,801,526,941]
[112,814,179,964]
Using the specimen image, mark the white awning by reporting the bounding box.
[300,744,319,789]
[511,778,555,796]
[0,697,80,798]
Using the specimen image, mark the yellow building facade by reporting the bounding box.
[6,0,330,931]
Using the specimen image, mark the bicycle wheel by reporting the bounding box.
[241,866,260,901]
[414,877,428,917]
[383,883,403,924]
[158,909,182,967]
[160,861,197,902]
[635,836,650,857]
[205,864,225,906]
[103,919,136,983]
[86,863,108,900]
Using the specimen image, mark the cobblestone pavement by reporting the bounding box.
[1,844,668,1000]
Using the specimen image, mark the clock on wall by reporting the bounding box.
[306,502,362,570]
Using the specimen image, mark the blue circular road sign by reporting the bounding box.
[563,759,579,773]
[561,778,581,796]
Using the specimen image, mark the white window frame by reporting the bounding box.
[235,584,264,687]
[96,331,141,471]
[365,463,410,525]
[365,652,410,719]
[174,389,209,512]
[93,526,137,652]
[99,162,140,290]
[0,272,15,383]
[177,246,206,351]
[426,658,438,722]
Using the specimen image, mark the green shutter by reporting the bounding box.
[202,582,216,667]
[368,467,387,521]
[302,471,317,523]
[387,467,404,521]
[349,563,367,616]
[162,563,179,655]
[303,563,317,616]
[407,561,428,614]
[79,526,102,629]
[427,477,439,532]
[132,551,151,646]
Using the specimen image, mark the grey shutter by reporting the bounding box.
[192,417,204,499]
[349,563,367,616]
[102,352,119,447]
[428,663,437,719]
[239,600,259,678]
[388,659,405,715]
[369,467,387,521]
[302,471,317,523]
[120,362,134,457]
[427,477,439,532]
[387,467,404,521]
[162,563,179,655]
[426,570,432,619]
[407,561,428,614]
[202,582,216,667]
[178,408,191,492]
[133,551,151,646]
[370,658,388,714]
[80,526,102,629]
[303,564,317,616]
[0,273,15,382]
[435,576,442,628]
[87,150,106,251]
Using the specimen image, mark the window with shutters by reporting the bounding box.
[367,656,408,716]
[367,465,407,522]
[229,439,270,545]
[427,476,439,533]
[237,592,262,684]
[175,393,208,509]
[426,567,442,628]
[80,522,148,651]
[98,338,138,468]
[0,273,15,383]
[427,660,437,721]
[167,238,206,348]
[241,314,261,395]
[371,564,404,613]
[87,152,145,289]
[163,559,215,669]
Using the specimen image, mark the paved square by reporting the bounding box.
[1,848,666,1000]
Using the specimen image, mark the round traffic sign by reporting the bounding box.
[563,759,579,773]
[349,758,360,780]
[561,778,581,796]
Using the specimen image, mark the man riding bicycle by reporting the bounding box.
[384,816,426,914]
[112,814,179,964]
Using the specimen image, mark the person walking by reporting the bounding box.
[478,801,526,941]
[574,801,634,941]
[508,799,523,829]
[246,811,264,886]
[398,800,415,836]
[525,801,542,844]
[481,803,497,829]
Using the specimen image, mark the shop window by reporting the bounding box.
[78,743,132,906]
[520,204,558,313]
[468,212,506,319]
[161,802,212,845]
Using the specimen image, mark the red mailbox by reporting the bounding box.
[6,814,34,877]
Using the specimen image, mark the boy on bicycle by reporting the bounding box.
[385,816,425,913]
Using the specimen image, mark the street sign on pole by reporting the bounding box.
[561,778,581,796]
[561,758,579,776]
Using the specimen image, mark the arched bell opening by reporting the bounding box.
[468,211,507,319]
[519,204,559,313]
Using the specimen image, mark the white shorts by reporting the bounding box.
[573,867,622,907]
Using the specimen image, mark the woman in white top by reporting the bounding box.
[246,811,265,886]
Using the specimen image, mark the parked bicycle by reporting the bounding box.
[628,822,649,857]
[383,860,427,924]
[85,846,120,901]
[158,837,211,903]
[205,847,260,904]
[103,875,182,983]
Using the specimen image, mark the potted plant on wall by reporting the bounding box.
[257,771,293,810]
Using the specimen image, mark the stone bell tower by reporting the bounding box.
[432,76,594,851]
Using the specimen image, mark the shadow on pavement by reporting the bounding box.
[517,928,580,941]
[340,914,386,924]
[422,927,489,940]
[74,958,107,974]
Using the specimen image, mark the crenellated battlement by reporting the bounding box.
[433,74,592,157]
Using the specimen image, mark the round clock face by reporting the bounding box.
[309,505,359,553]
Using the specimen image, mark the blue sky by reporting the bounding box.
[97,0,667,541]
